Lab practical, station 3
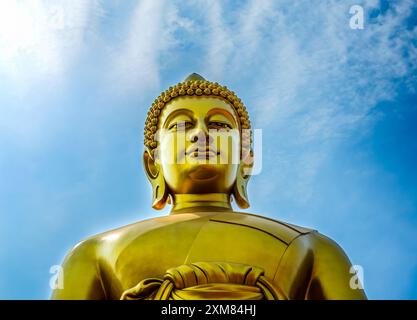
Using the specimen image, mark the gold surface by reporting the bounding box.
[51,74,367,300]
[120,261,281,300]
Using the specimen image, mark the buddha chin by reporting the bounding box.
[189,164,218,181]
[164,162,238,195]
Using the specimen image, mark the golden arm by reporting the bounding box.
[303,232,367,300]
[50,238,106,300]
[275,231,367,300]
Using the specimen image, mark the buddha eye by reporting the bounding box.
[208,121,232,130]
[168,121,193,131]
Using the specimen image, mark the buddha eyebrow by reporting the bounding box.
[206,108,237,127]
[162,108,194,128]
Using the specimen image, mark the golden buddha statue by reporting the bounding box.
[51,73,367,300]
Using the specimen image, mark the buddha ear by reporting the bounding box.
[232,151,254,209]
[143,148,169,210]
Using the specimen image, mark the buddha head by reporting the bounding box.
[143,73,253,211]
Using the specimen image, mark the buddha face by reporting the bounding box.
[155,96,240,195]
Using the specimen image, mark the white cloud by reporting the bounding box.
[0,0,102,87]
[0,0,103,147]
[110,0,164,94]
[202,0,234,79]
[110,0,194,95]
[230,0,276,72]
[199,0,276,80]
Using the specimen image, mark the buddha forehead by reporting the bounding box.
[159,96,239,129]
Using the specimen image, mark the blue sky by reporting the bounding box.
[0,0,416,299]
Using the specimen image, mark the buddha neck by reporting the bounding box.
[170,193,233,214]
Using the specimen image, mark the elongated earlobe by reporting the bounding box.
[233,160,252,209]
[143,150,168,210]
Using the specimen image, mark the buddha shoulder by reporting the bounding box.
[209,211,317,245]
[203,211,352,267]
[98,212,315,246]
[63,211,348,259]
[65,211,322,256]
[66,213,202,253]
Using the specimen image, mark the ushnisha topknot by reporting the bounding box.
[144,73,252,156]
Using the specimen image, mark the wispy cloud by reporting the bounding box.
[0,0,102,88]
[109,0,164,94]
[197,0,417,204]
[0,0,103,147]
[202,0,234,79]
[109,0,194,95]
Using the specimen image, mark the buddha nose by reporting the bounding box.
[189,124,213,145]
